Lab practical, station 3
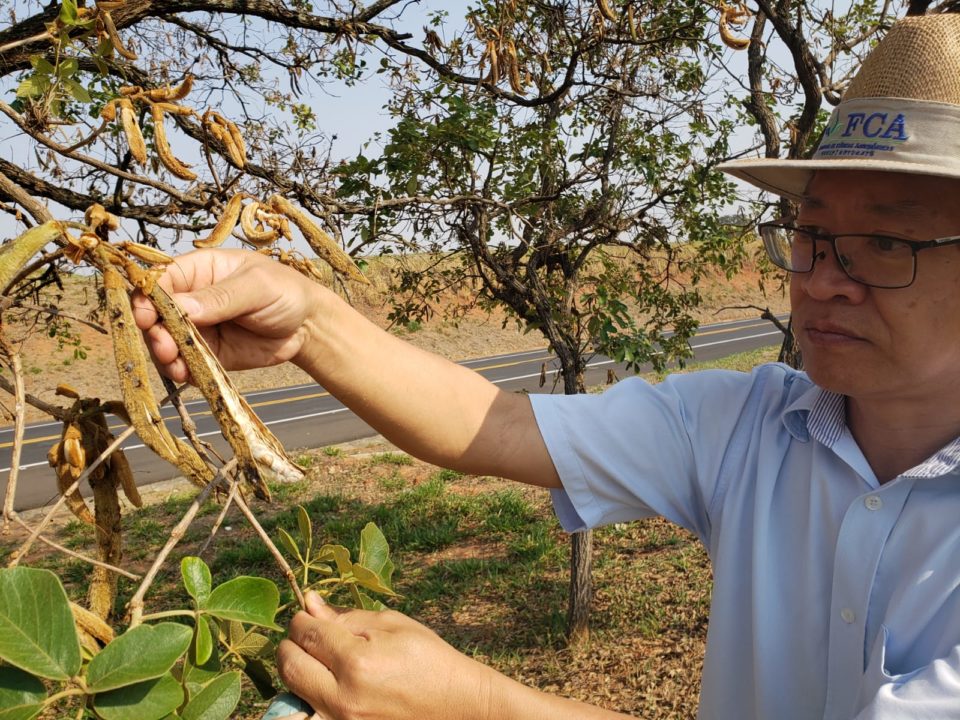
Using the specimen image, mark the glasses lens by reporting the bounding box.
[834,235,915,288]
[760,224,812,272]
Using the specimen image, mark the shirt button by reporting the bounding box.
[841,608,856,624]
[864,495,883,511]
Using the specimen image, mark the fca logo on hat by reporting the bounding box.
[841,112,909,141]
[822,110,909,142]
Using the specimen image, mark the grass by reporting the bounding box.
[6,344,780,719]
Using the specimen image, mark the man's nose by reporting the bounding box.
[798,239,866,300]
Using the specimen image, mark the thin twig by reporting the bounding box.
[11,516,140,580]
[161,376,224,464]
[233,490,305,611]
[714,304,790,336]
[0,338,25,530]
[0,297,108,334]
[198,479,239,556]
[7,424,137,567]
[0,371,67,421]
[126,459,238,627]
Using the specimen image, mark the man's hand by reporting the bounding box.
[277,592,500,720]
[131,248,323,382]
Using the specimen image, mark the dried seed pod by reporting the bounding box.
[225,119,247,167]
[101,399,132,426]
[719,2,751,50]
[194,193,245,248]
[84,204,121,233]
[203,111,246,168]
[101,10,138,60]
[117,98,147,165]
[505,40,526,95]
[597,0,618,23]
[61,424,86,479]
[109,445,142,508]
[143,75,194,102]
[70,601,115,645]
[269,195,369,284]
[56,383,81,399]
[118,241,174,266]
[143,285,304,497]
[100,100,117,122]
[96,253,215,490]
[150,104,197,181]
[628,5,638,40]
[240,202,280,247]
[485,40,500,84]
[48,436,96,526]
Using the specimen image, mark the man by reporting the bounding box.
[135,8,960,719]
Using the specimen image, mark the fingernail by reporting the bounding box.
[304,591,325,613]
[178,295,201,317]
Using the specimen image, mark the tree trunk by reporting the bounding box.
[567,528,594,644]
[778,318,803,369]
[556,347,593,644]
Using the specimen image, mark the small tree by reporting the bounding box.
[331,0,748,641]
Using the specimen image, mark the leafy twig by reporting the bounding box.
[233,490,306,611]
[126,458,238,627]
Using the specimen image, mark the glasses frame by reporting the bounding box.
[757,217,960,289]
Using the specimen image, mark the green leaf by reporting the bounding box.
[181,557,212,606]
[0,568,81,681]
[358,523,394,592]
[30,58,55,76]
[356,592,388,612]
[15,77,45,100]
[277,529,302,563]
[316,544,352,577]
[63,78,91,104]
[0,666,45,720]
[351,564,398,597]
[193,615,213,666]
[93,673,183,720]
[233,631,272,660]
[58,0,78,25]
[86,623,192,693]
[296,506,312,555]
[202,578,281,631]
[181,627,221,693]
[57,57,79,79]
[180,671,240,720]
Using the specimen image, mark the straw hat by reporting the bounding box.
[717,11,960,199]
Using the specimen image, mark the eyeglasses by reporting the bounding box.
[757,218,960,289]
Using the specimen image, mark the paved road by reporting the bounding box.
[1,315,786,511]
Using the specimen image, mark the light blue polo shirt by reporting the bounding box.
[530,363,960,719]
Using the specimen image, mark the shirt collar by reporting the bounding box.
[780,379,960,478]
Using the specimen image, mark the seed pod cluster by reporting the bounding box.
[268,195,369,285]
[203,110,247,168]
[480,34,529,95]
[719,1,752,50]
[151,103,197,181]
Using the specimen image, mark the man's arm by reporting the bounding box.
[135,249,561,488]
[276,593,633,720]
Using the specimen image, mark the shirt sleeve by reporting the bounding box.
[530,365,791,542]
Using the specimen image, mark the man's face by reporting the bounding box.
[790,170,960,403]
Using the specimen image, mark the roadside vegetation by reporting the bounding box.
[1,344,777,718]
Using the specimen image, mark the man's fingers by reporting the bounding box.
[287,608,363,672]
[276,638,338,717]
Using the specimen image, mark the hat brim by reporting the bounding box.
[717,157,960,200]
